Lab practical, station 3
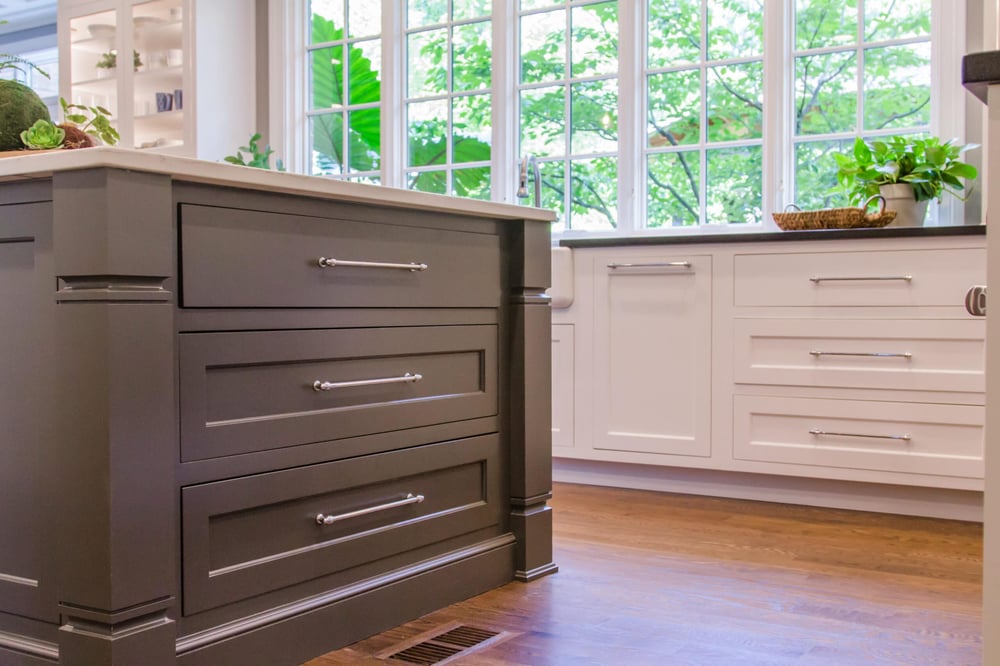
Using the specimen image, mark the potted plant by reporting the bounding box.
[95,49,143,77]
[833,135,978,226]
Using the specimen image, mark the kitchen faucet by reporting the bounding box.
[516,155,542,208]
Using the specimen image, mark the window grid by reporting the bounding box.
[404,4,493,199]
[307,1,382,181]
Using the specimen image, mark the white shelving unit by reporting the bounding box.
[58,0,256,161]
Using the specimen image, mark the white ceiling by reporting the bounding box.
[0,0,56,32]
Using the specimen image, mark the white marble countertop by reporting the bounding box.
[0,147,556,222]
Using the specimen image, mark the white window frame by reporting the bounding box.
[272,0,975,234]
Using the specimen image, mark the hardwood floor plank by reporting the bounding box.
[306,483,982,665]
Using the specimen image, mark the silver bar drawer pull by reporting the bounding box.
[316,493,425,525]
[313,372,422,392]
[607,261,692,270]
[809,275,912,283]
[318,257,429,272]
[809,428,911,442]
[809,350,912,359]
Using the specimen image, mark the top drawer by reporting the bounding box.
[734,247,985,307]
[179,204,502,308]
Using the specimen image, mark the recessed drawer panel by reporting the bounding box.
[181,435,502,615]
[179,204,501,308]
[734,318,985,393]
[733,248,984,307]
[179,325,497,461]
[733,395,983,479]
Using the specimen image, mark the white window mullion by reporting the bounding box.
[492,0,518,204]
[381,0,405,188]
[764,0,788,228]
[616,0,640,232]
[270,0,307,173]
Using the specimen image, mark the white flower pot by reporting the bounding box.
[879,183,929,227]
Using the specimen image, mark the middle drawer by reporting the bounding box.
[179,325,497,461]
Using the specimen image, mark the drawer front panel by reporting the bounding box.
[180,325,497,461]
[733,248,985,307]
[179,204,501,308]
[734,318,985,393]
[181,435,502,615]
[733,395,984,479]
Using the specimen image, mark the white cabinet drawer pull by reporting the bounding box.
[318,257,429,272]
[809,428,911,442]
[809,275,912,283]
[315,493,425,525]
[312,372,422,391]
[809,350,912,359]
[607,261,692,270]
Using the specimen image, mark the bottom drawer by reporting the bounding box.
[733,395,983,480]
[181,434,502,615]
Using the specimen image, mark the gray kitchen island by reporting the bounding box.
[0,148,556,665]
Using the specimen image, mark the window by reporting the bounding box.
[405,0,493,197]
[288,0,968,232]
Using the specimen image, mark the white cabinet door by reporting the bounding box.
[551,324,575,451]
[592,254,712,457]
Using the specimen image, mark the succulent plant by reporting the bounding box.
[20,119,65,149]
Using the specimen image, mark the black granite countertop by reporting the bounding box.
[963,50,1000,103]
[559,224,984,248]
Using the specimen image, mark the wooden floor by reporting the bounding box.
[306,482,983,665]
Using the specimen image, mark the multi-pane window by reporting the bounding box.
[308,0,382,182]
[519,0,619,231]
[295,1,960,230]
[792,0,931,210]
[645,0,764,227]
[405,0,492,198]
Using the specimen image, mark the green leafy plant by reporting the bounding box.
[95,50,142,71]
[224,133,285,171]
[19,119,64,149]
[59,97,120,146]
[0,52,50,80]
[833,135,978,205]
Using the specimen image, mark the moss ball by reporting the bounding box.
[0,80,51,151]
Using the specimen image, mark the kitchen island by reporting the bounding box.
[0,148,556,665]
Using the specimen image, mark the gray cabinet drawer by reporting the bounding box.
[179,325,497,461]
[178,204,502,308]
[181,435,502,615]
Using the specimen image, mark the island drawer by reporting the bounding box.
[180,434,502,615]
[733,395,984,480]
[178,204,502,308]
[733,247,985,307]
[733,318,985,393]
[179,325,497,461]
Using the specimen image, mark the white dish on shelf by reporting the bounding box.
[88,24,116,40]
[133,16,166,30]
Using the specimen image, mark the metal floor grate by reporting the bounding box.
[385,624,503,665]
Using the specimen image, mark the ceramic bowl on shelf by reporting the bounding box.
[133,16,166,30]
[87,24,116,40]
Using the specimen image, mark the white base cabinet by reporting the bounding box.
[552,231,987,517]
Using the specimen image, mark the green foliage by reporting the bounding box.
[20,118,64,149]
[0,53,50,80]
[0,80,51,150]
[96,50,142,70]
[833,135,978,204]
[224,133,286,171]
[59,97,120,146]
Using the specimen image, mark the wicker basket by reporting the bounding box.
[772,195,896,231]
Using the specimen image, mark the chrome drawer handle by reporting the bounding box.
[809,350,912,359]
[312,372,422,391]
[316,493,425,525]
[809,275,912,282]
[318,257,429,272]
[607,261,692,270]
[809,428,911,442]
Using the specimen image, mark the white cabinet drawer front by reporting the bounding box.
[734,318,985,393]
[733,396,984,479]
[733,248,984,307]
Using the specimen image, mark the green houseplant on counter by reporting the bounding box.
[833,135,978,226]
